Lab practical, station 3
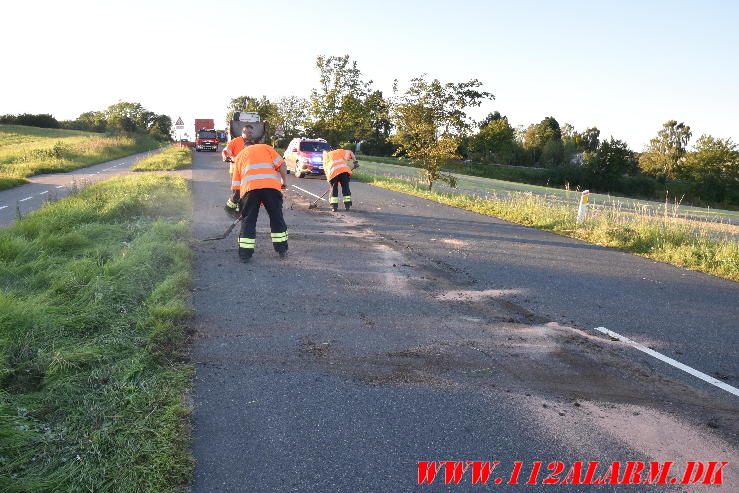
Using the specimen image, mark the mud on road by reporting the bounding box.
[190,151,738,491]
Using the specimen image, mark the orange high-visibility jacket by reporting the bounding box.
[323,149,355,181]
[225,137,248,178]
[224,137,248,158]
[232,144,285,195]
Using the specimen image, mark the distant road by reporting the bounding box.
[0,149,164,228]
[358,159,739,228]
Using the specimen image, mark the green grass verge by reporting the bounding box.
[0,125,163,191]
[354,170,739,282]
[0,174,193,491]
[132,147,192,172]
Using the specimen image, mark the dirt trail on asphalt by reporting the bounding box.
[190,151,738,491]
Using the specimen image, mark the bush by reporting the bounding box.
[0,113,60,128]
[358,139,397,157]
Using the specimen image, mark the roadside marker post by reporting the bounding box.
[577,190,590,224]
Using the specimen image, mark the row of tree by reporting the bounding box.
[0,102,173,141]
[224,55,736,203]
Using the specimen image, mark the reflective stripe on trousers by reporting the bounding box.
[238,237,255,249]
[271,231,288,243]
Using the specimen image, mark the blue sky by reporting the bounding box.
[2,0,737,149]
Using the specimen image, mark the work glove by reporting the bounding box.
[280,183,287,190]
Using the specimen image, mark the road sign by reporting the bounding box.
[175,117,184,126]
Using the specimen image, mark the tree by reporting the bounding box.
[148,114,172,141]
[356,89,394,155]
[0,113,59,128]
[310,55,368,125]
[576,127,600,153]
[523,116,562,164]
[680,135,738,202]
[466,117,516,163]
[639,120,692,179]
[105,101,154,133]
[479,111,503,128]
[391,75,493,189]
[73,111,107,132]
[225,96,279,125]
[273,96,310,145]
[586,137,635,178]
[539,138,564,166]
[306,54,395,149]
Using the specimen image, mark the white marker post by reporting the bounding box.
[577,190,590,224]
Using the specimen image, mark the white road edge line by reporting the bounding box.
[19,196,33,202]
[0,205,7,210]
[56,185,64,189]
[39,191,49,195]
[290,185,327,202]
[594,327,739,397]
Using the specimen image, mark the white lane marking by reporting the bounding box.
[0,205,7,210]
[103,168,111,171]
[594,327,739,397]
[19,196,33,202]
[56,185,64,189]
[290,184,327,202]
[39,190,49,195]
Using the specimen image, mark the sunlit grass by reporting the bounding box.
[0,125,162,190]
[132,146,192,171]
[0,174,193,492]
[355,170,739,282]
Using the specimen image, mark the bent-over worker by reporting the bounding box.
[322,148,357,211]
[231,143,289,261]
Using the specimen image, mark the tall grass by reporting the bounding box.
[354,170,739,282]
[0,174,193,491]
[0,125,162,190]
[132,146,192,171]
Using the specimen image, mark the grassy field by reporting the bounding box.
[0,125,162,190]
[0,174,193,491]
[357,160,739,228]
[132,146,192,171]
[357,154,739,210]
[354,170,739,282]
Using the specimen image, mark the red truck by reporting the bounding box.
[195,118,218,152]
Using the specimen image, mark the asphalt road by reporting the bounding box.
[358,160,739,228]
[191,151,739,492]
[0,149,162,227]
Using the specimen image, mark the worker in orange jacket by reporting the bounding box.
[222,124,256,213]
[322,148,358,211]
[231,143,289,261]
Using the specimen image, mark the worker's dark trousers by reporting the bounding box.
[329,172,352,209]
[237,188,288,259]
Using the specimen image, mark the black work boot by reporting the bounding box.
[276,246,288,260]
[344,201,352,211]
[331,205,338,212]
[239,250,253,263]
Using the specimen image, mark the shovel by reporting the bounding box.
[308,187,330,209]
[202,216,243,241]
